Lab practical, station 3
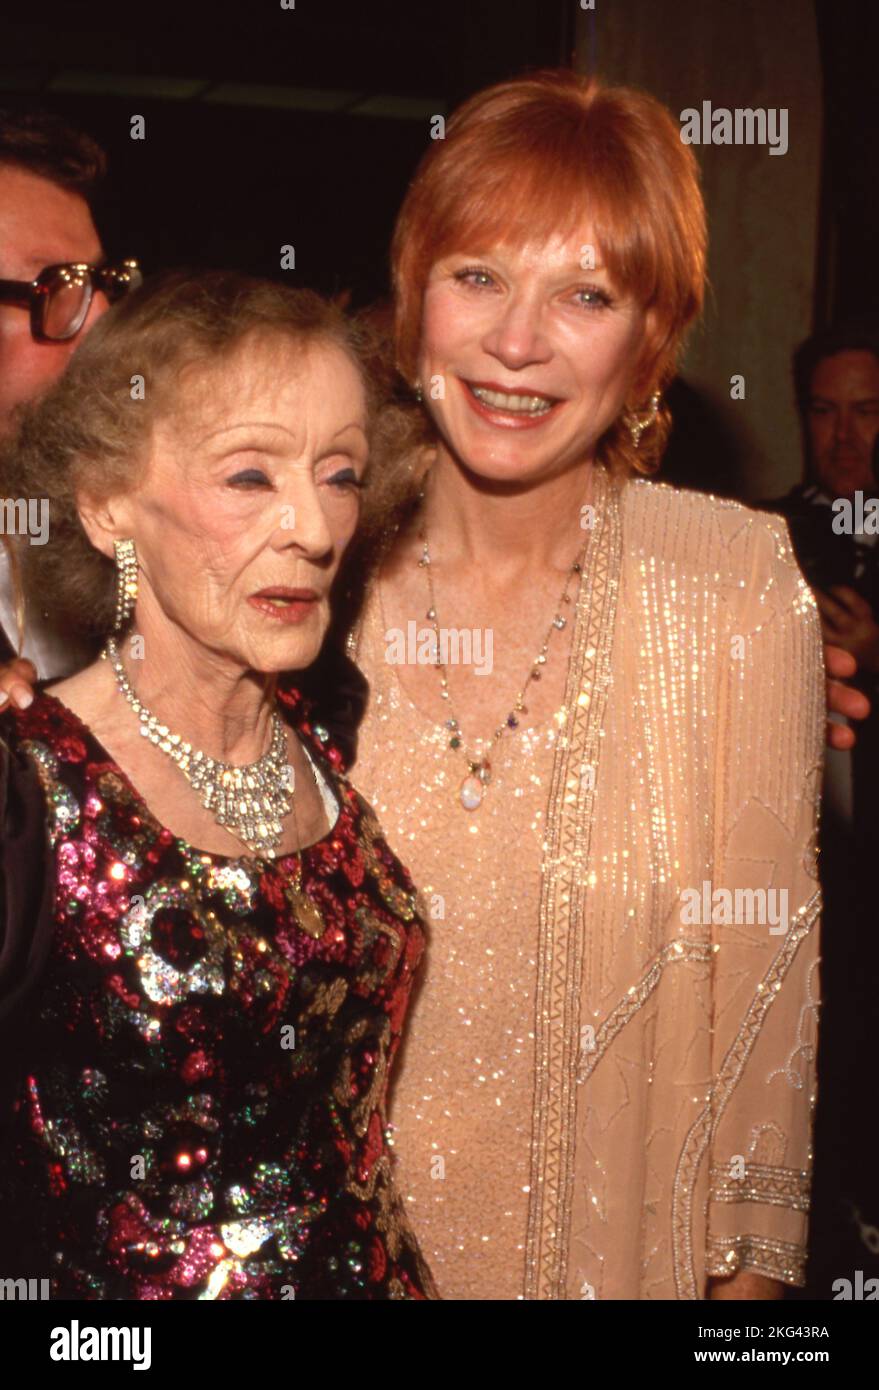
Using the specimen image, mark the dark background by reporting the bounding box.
[1,0,875,323]
[0,0,572,306]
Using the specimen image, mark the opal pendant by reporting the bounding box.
[460,775,484,811]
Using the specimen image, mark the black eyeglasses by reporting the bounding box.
[0,259,143,343]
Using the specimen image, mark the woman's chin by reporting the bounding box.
[456,446,572,491]
[276,637,325,675]
[244,626,327,677]
[440,423,579,488]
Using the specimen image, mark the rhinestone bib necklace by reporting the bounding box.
[102,636,294,857]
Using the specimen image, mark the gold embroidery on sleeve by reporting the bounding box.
[706,1232,806,1285]
[672,890,820,1299]
[709,1161,811,1212]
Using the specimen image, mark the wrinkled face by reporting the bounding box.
[91,335,368,674]
[0,165,108,435]
[807,350,879,499]
[417,228,649,486]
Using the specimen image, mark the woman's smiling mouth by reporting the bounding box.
[461,378,562,427]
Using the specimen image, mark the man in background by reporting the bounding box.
[764,321,879,829]
[762,319,879,1297]
[0,108,140,679]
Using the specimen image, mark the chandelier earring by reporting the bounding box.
[626,390,662,450]
[113,537,139,632]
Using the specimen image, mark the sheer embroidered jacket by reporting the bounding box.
[347,465,825,1300]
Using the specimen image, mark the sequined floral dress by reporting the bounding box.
[0,685,437,1300]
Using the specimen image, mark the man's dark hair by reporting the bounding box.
[793,318,879,416]
[0,107,106,203]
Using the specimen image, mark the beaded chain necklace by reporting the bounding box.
[416,486,592,810]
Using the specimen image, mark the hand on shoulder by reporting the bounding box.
[0,658,37,711]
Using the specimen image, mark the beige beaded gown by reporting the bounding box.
[346,464,824,1300]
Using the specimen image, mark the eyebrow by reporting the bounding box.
[200,420,368,447]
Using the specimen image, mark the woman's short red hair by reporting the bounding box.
[391,68,707,473]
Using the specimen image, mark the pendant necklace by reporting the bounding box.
[417,495,591,812]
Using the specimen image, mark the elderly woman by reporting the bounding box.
[0,272,437,1299]
[330,70,825,1301]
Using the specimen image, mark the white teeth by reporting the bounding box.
[470,384,554,414]
[263,596,292,606]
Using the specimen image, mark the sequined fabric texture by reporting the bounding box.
[348,469,824,1300]
[0,687,437,1300]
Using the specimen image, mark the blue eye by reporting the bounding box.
[573,287,613,311]
[228,468,271,487]
[454,267,495,289]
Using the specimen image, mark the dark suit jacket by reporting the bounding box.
[761,484,879,851]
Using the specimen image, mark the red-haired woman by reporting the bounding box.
[339,70,825,1301]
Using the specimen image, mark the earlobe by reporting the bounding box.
[76,493,124,562]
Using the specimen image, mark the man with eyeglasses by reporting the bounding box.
[0,107,141,680]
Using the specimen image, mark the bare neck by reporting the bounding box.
[89,619,278,765]
[417,446,596,578]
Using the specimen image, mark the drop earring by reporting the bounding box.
[113,537,138,631]
[626,390,662,449]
